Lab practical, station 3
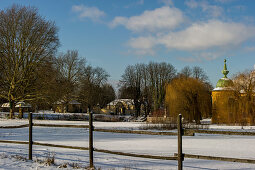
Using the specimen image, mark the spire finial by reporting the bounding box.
[222,59,229,78]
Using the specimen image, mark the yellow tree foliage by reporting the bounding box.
[165,77,211,124]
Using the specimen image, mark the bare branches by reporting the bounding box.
[230,70,255,124]
[119,62,177,116]
[0,5,59,117]
[179,66,209,83]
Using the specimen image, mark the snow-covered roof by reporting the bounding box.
[1,102,32,108]
[1,103,10,108]
[213,87,234,91]
[15,102,31,108]
[240,89,246,94]
[55,100,81,105]
[108,99,134,106]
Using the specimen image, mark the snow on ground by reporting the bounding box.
[1,118,255,169]
[1,145,255,170]
[0,118,144,130]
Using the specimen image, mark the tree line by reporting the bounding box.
[0,5,115,118]
[119,63,213,121]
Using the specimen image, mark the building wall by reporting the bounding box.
[212,90,235,124]
[55,104,81,113]
[212,90,255,124]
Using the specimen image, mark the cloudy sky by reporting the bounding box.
[1,0,255,87]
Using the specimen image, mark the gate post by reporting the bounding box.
[29,112,33,160]
[89,110,94,168]
[178,114,183,170]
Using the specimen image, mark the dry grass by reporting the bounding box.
[139,123,177,130]
[44,152,55,166]
[35,151,55,166]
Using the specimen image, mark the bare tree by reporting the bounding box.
[192,66,209,82]
[0,5,59,118]
[55,50,86,112]
[179,66,192,78]
[179,66,208,82]
[232,70,255,124]
[119,64,143,117]
[79,65,109,112]
[119,62,176,117]
[98,84,116,108]
[147,62,176,112]
[30,59,60,112]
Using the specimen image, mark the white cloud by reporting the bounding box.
[128,20,255,54]
[110,6,185,32]
[128,36,155,49]
[128,36,156,55]
[158,20,255,50]
[185,0,224,18]
[110,3,255,60]
[72,5,105,21]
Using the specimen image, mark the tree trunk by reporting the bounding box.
[18,108,23,119]
[9,101,14,119]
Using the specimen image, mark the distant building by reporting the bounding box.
[104,99,135,115]
[54,100,81,113]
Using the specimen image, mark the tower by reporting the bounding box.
[212,59,235,124]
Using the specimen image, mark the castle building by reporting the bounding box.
[212,59,255,124]
[211,59,235,124]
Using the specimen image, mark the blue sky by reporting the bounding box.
[1,0,255,88]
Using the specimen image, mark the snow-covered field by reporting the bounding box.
[1,119,255,169]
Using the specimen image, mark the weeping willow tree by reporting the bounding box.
[165,77,212,124]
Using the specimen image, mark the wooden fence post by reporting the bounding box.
[89,110,94,168]
[29,112,33,160]
[178,114,183,170]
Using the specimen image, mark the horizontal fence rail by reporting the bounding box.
[33,124,90,128]
[174,153,255,164]
[0,140,28,145]
[94,148,178,160]
[2,123,255,136]
[0,124,29,129]
[95,128,176,136]
[191,129,255,136]
[0,140,177,160]
[0,123,177,136]
[1,139,255,164]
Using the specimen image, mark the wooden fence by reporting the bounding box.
[1,113,255,170]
